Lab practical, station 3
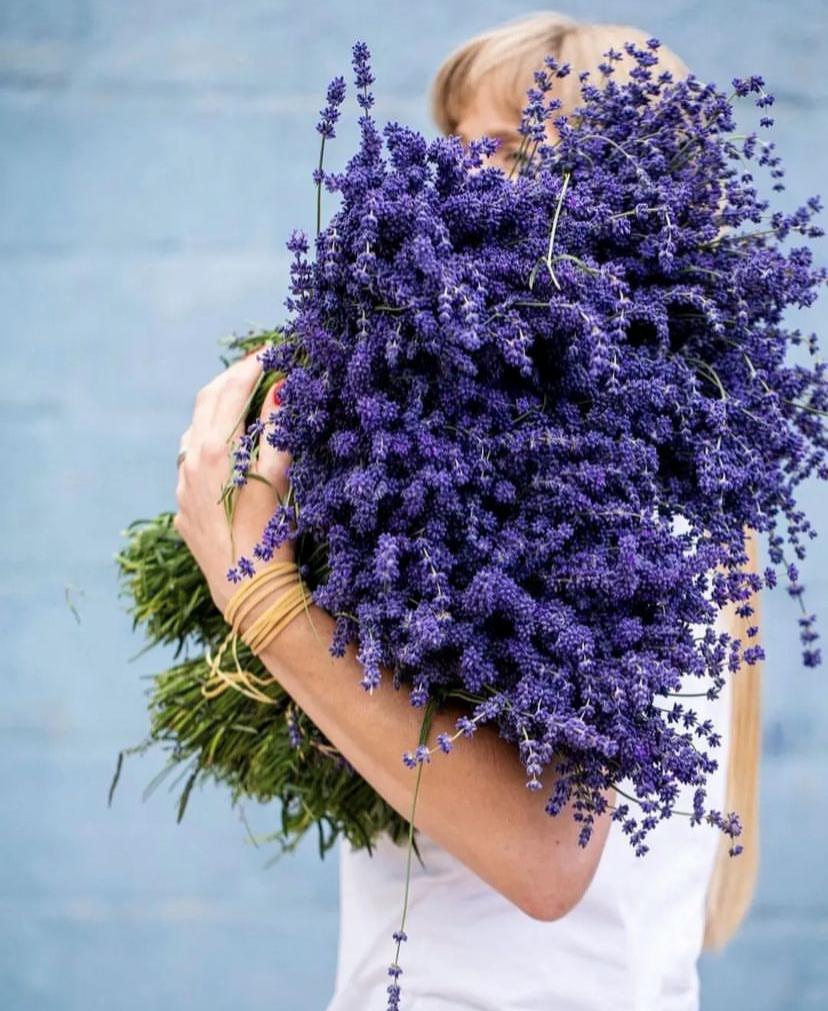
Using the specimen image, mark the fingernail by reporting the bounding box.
[272,380,285,406]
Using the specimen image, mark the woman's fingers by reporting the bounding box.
[189,350,266,462]
[254,377,291,503]
[175,425,192,511]
[213,351,267,450]
[217,374,293,570]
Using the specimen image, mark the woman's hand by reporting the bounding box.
[173,347,293,615]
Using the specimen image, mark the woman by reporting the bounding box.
[174,12,763,1010]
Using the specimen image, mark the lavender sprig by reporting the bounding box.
[233,40,827,863]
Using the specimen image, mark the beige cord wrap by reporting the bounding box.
[202,559,310,705]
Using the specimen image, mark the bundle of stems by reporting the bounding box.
[109,329,415,862]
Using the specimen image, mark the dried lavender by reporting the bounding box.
[231,39,825,868]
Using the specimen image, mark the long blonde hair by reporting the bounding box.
[429,11,763,952]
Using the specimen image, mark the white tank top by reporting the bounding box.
[323,602,734,1011]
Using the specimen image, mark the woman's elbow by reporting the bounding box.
[514,887,577,922]
[512,871,589,922]
[511,822,611,922]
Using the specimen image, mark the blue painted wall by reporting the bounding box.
[1,2,826,1008]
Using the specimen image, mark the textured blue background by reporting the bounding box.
[2,2,827,1009]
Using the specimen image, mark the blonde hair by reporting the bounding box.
[430,11,691,137]
[429,11,763,953]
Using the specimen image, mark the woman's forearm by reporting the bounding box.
[246,593,614,921]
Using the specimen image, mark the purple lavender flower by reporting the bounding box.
[317,75,347,140]
[239,39,826,877]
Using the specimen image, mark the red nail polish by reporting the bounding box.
[272,381,284,406]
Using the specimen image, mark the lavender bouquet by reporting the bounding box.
[235,38,826,859]
[114,36,826,943]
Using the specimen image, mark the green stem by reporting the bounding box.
[389,697,438,984]
[316,136,326,237]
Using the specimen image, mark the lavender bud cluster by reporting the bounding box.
[235,40,827,865]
